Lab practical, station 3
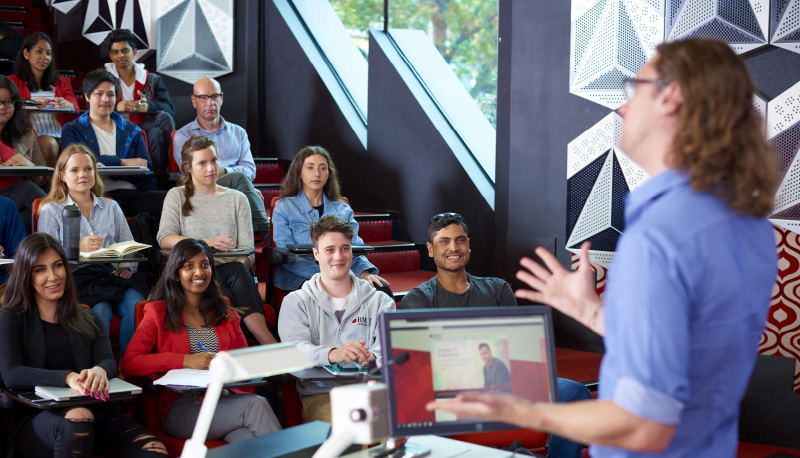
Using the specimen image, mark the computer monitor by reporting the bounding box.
[379,306,558,437]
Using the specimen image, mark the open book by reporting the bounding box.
[35,378,142,401]
[80,241,150,258]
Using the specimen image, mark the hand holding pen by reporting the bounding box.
[182,342,216,370]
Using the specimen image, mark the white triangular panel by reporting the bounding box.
[567,113,622,178]
[567,153,615,248]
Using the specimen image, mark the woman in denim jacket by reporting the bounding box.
[272,146,389,294]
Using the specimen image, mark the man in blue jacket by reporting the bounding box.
[62,70,166,215]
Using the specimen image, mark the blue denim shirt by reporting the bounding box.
[272,193,377,290]
[592,170,776,458]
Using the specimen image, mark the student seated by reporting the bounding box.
[272,146,389,295]
[10,32,78,167]
[102,29,175,178]
[0,233,166,458]
[402,212,592,458]
[0,75,46,233]
[157,135,277,345]
[122,238,281,442]
[37,144,148,359]
[0,195,24,301]
[61,69,165,216]
[172,77,269,239]
[279,215,395,422]
[0,19,23,76]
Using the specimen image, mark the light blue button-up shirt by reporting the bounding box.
[172,117,256,181]
[38,193,138,273]
[593,170,776,458]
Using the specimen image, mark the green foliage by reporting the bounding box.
[329,0,499,127]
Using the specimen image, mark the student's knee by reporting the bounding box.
[133,434,168,455]
[556,378,592,403]
[65,407,94,422]
[37,135,60,167]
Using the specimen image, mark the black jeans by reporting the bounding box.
[15,404,164,458]
[217,261,267,326]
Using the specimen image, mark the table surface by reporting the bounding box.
[341,435,514,458]
[2,388,135,410]
[273,245,374,258]
[0,165,54,177]
[117,110,159,115]
[289,366,364,382]
[160,377,269,393]
[206,421,342,458]
[23,106,79,114]
[97,166,153,175]
[160,247,255,258]
[73,253,148,264]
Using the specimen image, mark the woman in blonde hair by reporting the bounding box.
[157,135,277,345]
[37,143,147,358]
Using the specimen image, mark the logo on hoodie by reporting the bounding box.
[352,316,369,327]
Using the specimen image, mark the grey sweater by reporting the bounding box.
[156,186,254,265]
[278,273,395,396]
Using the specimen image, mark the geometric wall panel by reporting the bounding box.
[53,0,81,14]
[665,0,770,54]
[83,0,116,45]
[570,0,664,109]
[566,113,649,267]
[116,0,153,61]
[156,0,233,84]
[770,0,800,54]
[768,80,800,222]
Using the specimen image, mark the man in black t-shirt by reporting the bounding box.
[401,212,591,458]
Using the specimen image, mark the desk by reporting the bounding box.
[0,166,54,177]
[23,106,79,114]
[273,246,374,258]
[117,111,160,116]
[74,253,148,265]
[160,247,254,259]
[290,367,364,382]
[97,166,153,176]
[341,435,514,458]
[206,421,358,458]
[2,388,135,410]
[160,377,268,393]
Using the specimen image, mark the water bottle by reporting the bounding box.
[62,205,80,260]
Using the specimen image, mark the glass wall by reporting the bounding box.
[328,0,499,127]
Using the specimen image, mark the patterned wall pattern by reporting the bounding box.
[570,0,800,392]
[156,0,234,84]
[82,0,116,45]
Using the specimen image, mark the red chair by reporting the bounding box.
[169,130,180,174]
[131,300,227,457]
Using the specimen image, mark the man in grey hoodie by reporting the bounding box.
[278,215,395,423]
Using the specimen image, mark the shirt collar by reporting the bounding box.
[65,192,104,210]
[189,116,227,135]
[625,169,689,223]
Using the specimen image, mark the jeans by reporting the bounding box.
[92,287,144,358]
[548,378,592,458]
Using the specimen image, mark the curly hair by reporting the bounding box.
[280,146,343,202]
[177,135,218,216]
[655,38,778,217]
[39,144,105,213]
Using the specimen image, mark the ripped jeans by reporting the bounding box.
[15,404,166,458]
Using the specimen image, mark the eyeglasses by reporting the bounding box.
[0,99,14,109]
[621,78,671,100]
[430,212,462,223]
[192,93,223,102]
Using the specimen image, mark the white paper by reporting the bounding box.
[153,369,212,387]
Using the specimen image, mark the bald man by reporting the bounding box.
[173,78,270,239]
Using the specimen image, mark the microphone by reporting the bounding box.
[362,352,409,380]
[21,99,43,106]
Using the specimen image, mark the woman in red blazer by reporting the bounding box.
[121,238,280,442]
[10,32,78,167]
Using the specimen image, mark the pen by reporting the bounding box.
[197,342,213,353]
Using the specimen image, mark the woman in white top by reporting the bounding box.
[157,135,277,345]
[37,144,146,358]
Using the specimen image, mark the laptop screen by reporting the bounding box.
[379,306,558,437]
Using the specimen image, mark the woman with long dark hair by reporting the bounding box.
[0,75,46,233]
[157,135,277,345]
[37,143,147,359]
[122,238,280,443]
[0,19,23,76]
[272,146,388,293]
[10,32,78,167]
[0,233,165,457]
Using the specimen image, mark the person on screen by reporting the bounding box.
[402,212,591,458]
[0,233,166,458]
[122,238,281,443]
[427,38,778,457]
[479,343,511,388]
[278,215,395,423]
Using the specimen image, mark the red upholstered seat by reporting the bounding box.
[254,163,283,184]
[357,220,393,243]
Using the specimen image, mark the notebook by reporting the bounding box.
[35,378,142,401]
